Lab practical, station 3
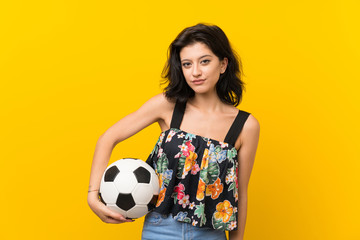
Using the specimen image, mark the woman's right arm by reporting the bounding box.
[87,92,172,224]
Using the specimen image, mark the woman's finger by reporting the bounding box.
[104,215,134,224]
[106,211,126,221]
[104,208,134,222]
[103,216,124,224]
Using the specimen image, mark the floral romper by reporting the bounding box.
[146,99,250,231]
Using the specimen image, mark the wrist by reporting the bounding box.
[87,185,101,204]
[88,189,99,193]
[87,191,100,202]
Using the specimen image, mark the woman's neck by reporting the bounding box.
[188,92,225,114]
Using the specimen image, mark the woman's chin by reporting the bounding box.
[192,87,216,95]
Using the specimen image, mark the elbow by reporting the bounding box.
[98,133,107,143]
[97,132,118,148]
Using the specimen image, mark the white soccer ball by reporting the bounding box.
[99,158,159,219]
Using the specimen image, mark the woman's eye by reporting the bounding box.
[182,60,210,67]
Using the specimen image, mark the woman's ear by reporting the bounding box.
[220,57,228,74]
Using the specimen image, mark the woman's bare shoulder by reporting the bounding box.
[241,113,260,142]
[143,92,176,120]
[244,113,260,130]
[232,111,259,149]
[154,92,176,107]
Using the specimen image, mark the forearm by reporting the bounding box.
[88,136,115,194]
[228,195,247,240]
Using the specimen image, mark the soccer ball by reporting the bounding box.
[99,158,159,219]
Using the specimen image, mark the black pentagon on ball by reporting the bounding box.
[116,193,136,211]
[147,202,155,212]
[104,166,120,182]
[133,166,151,184]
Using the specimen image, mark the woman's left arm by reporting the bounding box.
[229,114,260,240]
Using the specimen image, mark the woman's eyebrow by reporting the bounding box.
[181,54,212,62]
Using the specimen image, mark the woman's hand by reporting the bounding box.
[87,191,134,224]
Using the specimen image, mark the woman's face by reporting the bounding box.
[179,42,228,94]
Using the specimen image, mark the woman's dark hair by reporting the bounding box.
[160,22,246,107]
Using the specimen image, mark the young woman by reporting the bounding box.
[88,23,260,240]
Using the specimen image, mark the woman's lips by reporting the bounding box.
[193,79,205,85]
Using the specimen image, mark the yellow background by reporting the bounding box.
[1,0,359,239]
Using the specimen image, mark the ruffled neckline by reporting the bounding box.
[159,127,237,151]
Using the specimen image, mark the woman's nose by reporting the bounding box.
[192,64,201,77]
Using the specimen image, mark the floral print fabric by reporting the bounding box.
[146,127,239,231]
